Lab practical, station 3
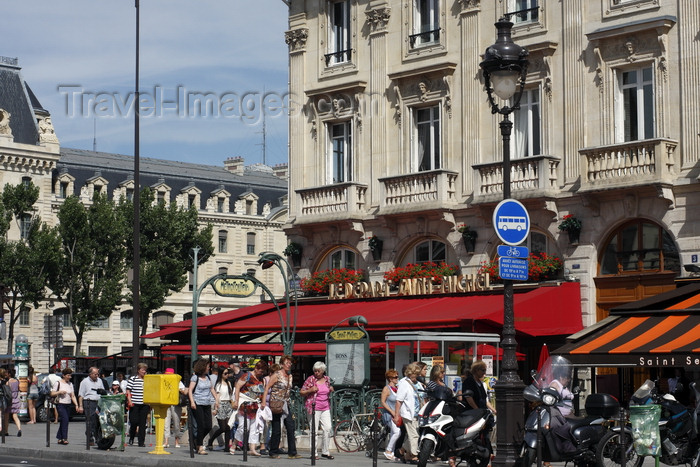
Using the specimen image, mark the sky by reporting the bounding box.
[1,1,291,168]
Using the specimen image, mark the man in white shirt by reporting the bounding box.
[78,367,106,445]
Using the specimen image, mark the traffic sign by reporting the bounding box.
[493,199,530,246]
[497,245,529,258]
[499,257,529,281]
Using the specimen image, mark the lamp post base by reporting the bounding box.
[492,379,526,467]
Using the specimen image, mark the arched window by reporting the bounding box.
[600,220,680,275]
[328,248,357,270]
[152,311,174,329]
[182,311,205,321]
[414,240,446,264]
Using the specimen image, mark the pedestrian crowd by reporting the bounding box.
[0,357,496,464]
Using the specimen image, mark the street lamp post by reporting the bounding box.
[258,252,299,356]
[479,17,529,467]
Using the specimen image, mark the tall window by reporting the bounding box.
[188,194,196,209]
[600,220,680,275]
[414,106,441,171]
[513,88,541,158]
[156,191,165,204]
[20,213,32,240]
[618,66,654,142]
[120,311,133,330]
[329,122,352,183]
[411,0,439,47]
[246,232,256,255]
[218,230,228,254]
[327,0,351,65]
[507,0,539,24]
[60,181,69,198]
[415,240,446,263]
[217,198,225,213]
[126,187,134,201]
[19,307,29,326]
[330,248,357,270]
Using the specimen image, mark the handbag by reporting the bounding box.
[48,381,60,406]
[269,399,285,415]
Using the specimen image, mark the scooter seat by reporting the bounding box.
[566,415,600,430]
[453,409,488,428]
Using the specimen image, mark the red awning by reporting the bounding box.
[145,282,582,340]
[160,342,388,357]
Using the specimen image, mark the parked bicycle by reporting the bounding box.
[333,407,388,457]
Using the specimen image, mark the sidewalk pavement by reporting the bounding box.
[0,421,378,467]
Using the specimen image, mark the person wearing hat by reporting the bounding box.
[163,368,187,448]
[110,380,123,395]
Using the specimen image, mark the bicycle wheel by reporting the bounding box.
[334,419,362,452]
[596,430,644,467]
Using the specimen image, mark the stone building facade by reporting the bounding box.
[283,0,700,333]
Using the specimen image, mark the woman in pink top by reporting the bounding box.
[300,361,334,460]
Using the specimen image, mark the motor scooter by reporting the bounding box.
[416,385,493,467]
[517,356,620,467]
[624,379,699,467]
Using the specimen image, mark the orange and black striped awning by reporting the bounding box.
[555,284,700,367]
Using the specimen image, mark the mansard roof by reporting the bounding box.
[57,148,287,212]
[0,60,40,145]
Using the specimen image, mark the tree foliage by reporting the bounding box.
[53,195,129,354]
[119,188,213,335]
[0,181,60,353]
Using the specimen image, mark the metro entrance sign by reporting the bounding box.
[492,199,530,246]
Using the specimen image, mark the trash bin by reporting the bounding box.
[629,404,661,457]
[98,394,126,450]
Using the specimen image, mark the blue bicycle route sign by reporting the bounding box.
[492,199,530,246]
[497,245,529,258]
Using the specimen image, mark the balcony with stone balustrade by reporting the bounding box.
[579,138,678,192]
[472,155,561,204]
[295,181,368,224]
[378,169,459,215]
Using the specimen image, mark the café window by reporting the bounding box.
[328,248,357,270]
[600,220,680,275]
[415,240,446,264]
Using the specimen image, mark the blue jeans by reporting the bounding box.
[56,404,71,440]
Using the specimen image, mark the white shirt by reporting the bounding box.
[396,377,419,419]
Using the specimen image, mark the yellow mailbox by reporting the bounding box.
[144,373,181,455]
[143,374,181,406]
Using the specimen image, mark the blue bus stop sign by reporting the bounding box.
[493,199,530,246]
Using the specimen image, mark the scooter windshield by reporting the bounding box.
[532,355,573,389]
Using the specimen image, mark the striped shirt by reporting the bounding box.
[126,375,144,405]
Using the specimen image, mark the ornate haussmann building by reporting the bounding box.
[282,0,700,389]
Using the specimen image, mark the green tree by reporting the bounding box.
[0,181,61,354]
[53,195,129,354]
[119,188,213,335]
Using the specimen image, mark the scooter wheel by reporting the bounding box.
[418,439,435,467]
